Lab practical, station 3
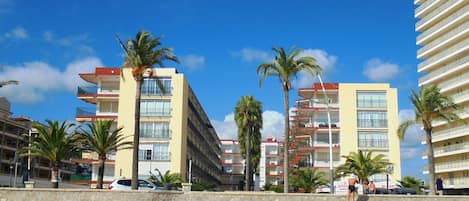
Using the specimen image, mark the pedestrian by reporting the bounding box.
[347,174,358,201]
[368,180,376,194]
[436,176,444,195]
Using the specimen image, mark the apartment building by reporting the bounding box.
[77,67,222,186]
[291,83,401,187]
[414,0,469,192]
[259,137,283,189]
[220,139,244,190]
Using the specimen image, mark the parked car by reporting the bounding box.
[374,186,416,195]
[108,179,157,190]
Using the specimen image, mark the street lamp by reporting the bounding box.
[316,73,334,194]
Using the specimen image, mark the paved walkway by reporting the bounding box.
[0,173,88,188]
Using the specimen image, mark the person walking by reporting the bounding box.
[436,176,444,195]
[347,174,358,201]
[368,180,376,194]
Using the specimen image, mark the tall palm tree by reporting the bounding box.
[397,85,461,195]
[290,167,328,193]
[117,30,178,189]
[26,120,82,188]
[335,150,392,194]
[78,120,132,189]
[234,95,263,191]
[257,46,322,192]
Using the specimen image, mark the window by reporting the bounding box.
[140,122,170,138]
[141,100,171,116]
[357,111,388,128]
[99,101,118,113]
[316,133,339,144]
[153,143,169,160]
[357,92,387,108]
[138,149,152,160]
[358,131,388,148]
[142,78,171,95]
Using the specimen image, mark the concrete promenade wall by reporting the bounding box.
[0,188,468,201]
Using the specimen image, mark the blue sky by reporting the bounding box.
[0,0,426,180]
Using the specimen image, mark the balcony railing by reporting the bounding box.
[439,71,469,92]
[418,38,469,72]
[429,142,469,156]
[417,21,469,58]
[418,56,469,85]
[77,86,119,95]
[417,4,469,44]
[443,177,469,186]
[415,0,439,18]
[424,159,469,173]
[76,107,96,116]
[314,160,341,167]
[416,0,464,31]
[358,139,389,148]
[429,125,469,142]
[433,108,469,127]
[452,89,469,104]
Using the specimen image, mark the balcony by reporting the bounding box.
[77,86,119,104]
[416,0,465,32]
[432,108,469,127]
[443,177,469,188]
[75,107,118,122]
[426,125,469,143]
[358,139,389,149]
[418,38,469,72]
[439,71,469,92]
[418,56,469,85]
[423,159,469,173]
[415,0,440,18]
[453,89,469,104]
[423,142,469,159]
[313,160,341,168]
[417,21,469,59]
[417,4,469,45]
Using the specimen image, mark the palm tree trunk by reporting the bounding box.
[131,78,143,190]
[283,88,290,193]
[425,128,436,195]
[96,155,106,189]
[51,162,59,188]
[245,127,251,191]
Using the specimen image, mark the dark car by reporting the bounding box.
[391,186,417,195]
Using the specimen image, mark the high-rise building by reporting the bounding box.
[291,83,401,189]
[220,139,245,190]
[415,0,469,192]
[259,137,283,189]
[77,67,222,186]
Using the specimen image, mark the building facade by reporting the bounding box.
[414,0,469,191]
[77,67,222,186]
[259,138,283,189]
[220,139,244,190]
[291,83,401,188]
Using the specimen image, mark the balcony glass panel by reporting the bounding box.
[358,131,388,148]
[357,111,388,128]
[142,78,172,96]
[77,86,97,95]
[140,100,171,117]
[76,107,95,116]
[140,122,170,138]
[357,92,387,108]
[434,142,469,155]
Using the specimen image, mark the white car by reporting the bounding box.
[108,179,157,190]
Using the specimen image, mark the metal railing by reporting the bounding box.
[417,21,469,57]
[358,139,389,148]
[418,38,469,71]
[430,142,469,156]
[416,0,463,30]
[424,159,469,172]
[430,125,469,142]
[417,4,469,43]
[418,56,469,84]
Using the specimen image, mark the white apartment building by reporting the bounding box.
[415,0,469,193]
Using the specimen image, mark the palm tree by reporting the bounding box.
[234,95,263,191]
[257,46,322,192]
[290,168,328,193]
[148,168,183,189]
[397,85,461,195]
[117,30,178,189]
[399,176,422,194]
[78,120,132,189]
[26,120,82,188]
[335,150,392,194]
[0,80,18,88]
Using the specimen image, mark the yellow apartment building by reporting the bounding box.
[292,83,401,191]
[77,67,222,186]
[415,0,469,193]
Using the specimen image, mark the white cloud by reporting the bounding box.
[0,57,103,104]
[180,54,205,70]
[212,110,285,140]
[3,26,28,40]
[294,49,338,88]
[363,58,400,82]
[233,48,272,63]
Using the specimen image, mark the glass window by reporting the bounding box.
[140,122,170,138]
[138,149,152,161]
[153,143,169,160]
[99,102,118,113]
[357,111,388,128]
[142,77,172,95]
[357,92,387,108]
[141,100,171,116]
[358,131,388,148]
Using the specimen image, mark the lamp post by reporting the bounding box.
[316,73,334,194]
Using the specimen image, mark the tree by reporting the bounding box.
[0,80,18,88]
[397,85,461,195]
[290,168,328,193]
[257,46,322,192]
[399,176,422,194]
[117,30,178,190]
[335,150,392,194]
[78,120,132,189]
[234,96,262,191]
[148,168,183,189]
[26,120,82,188]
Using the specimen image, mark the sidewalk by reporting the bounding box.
[0,173,88,189]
